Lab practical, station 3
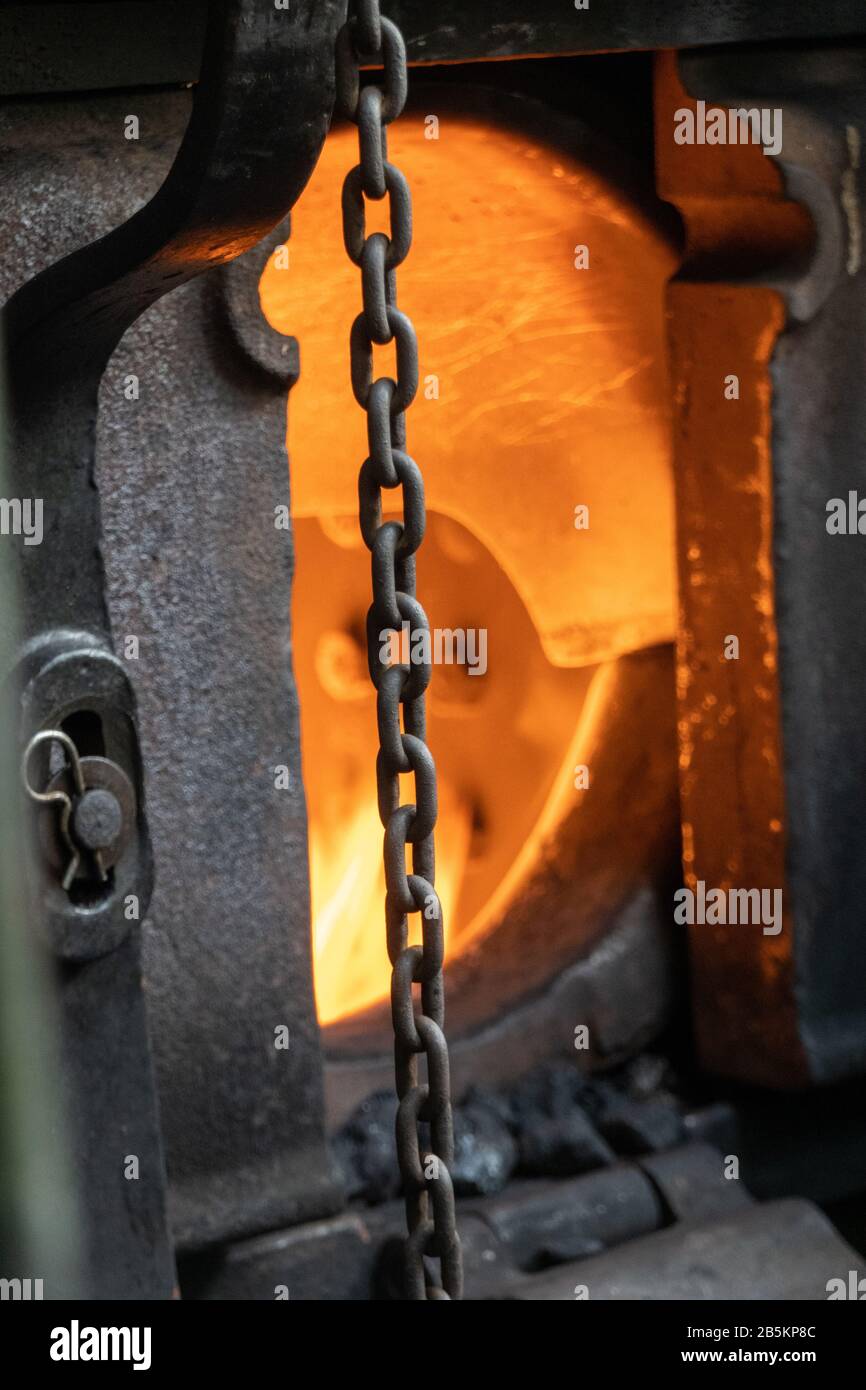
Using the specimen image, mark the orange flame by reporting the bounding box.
[261,113,675,1024]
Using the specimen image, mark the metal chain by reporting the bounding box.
[335,0,463,1300]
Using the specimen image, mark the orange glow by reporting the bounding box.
[261,114,675,1025]
[310,770,472,1024]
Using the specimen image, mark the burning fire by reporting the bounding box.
[260,110,676,1024]
[309,772,473,1024]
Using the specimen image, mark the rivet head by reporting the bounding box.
[72,788,123,853]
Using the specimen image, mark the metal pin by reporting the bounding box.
[21,729,89,892]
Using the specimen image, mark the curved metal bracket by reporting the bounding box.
[3,0,344,646]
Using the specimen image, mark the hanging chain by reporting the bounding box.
[335,0,463,1300]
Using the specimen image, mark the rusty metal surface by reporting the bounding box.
[100,256,343,1251]
[720,47,866,1085]
[337,0,462,1299]
[658,47,866,1087]
[4,2,866,97]
[389,1,866,63]
[0,0,346,1288]
[94,159,341,1253]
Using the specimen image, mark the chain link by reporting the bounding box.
[335,0,463,1301]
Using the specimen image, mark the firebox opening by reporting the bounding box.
[260,89,678,1030]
